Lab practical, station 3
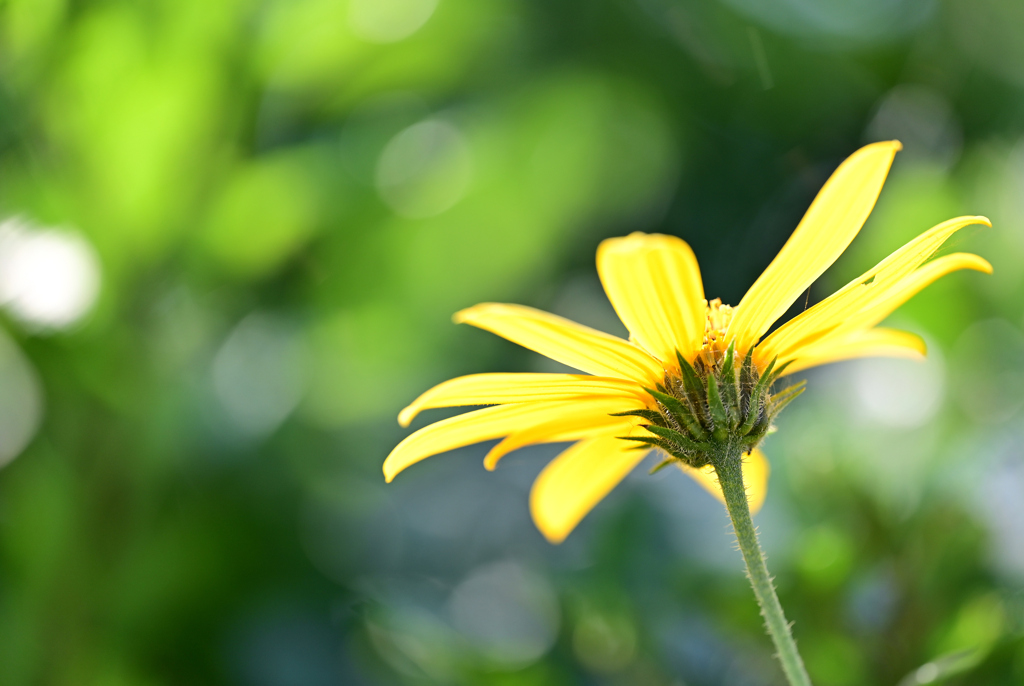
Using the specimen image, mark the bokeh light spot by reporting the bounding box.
[572,610,637,673]
[448,560,559,667]
[0,327,43,468]
[721,0,935,43]
[952,319,1024,424]
[866,85,962,168]
[977,451,1024,579]
[349,0,439,44]
[212,312,307,439]
[853,349,945,428]
[796,524,854,589]
[915,662,940,683]
[376,119,473,218]
[0,219,101,331]
[203,157,318,279]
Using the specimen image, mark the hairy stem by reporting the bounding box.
[715,444,812,686]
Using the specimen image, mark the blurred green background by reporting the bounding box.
[0,0,1022,684]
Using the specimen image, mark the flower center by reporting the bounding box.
[699,298,734,366]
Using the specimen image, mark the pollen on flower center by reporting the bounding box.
[700,298,734,365]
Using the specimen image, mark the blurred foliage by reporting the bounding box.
[0,0,1023,684]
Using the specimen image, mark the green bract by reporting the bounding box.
[615,343,804,471]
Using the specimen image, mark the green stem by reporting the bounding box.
[715,443,813,686]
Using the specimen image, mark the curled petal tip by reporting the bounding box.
[865,139,901,152]
[907,341,927,358]
[976,215,993,228]
[530,501,568,543]
[540,529,567,545]
[397,406,415,427]
[949,252,994,275]
[913,335,928,356]
[452,302,495,324]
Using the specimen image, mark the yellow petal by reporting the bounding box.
[383,397,647,482]
[484,402,643,470]
[774,253,989,367]
[757,214,990,365]
[455,303,664,383]
[530,435,648,543]
[780,328,925,376]
[596,233,706,363]
[398,373,647,427]
[765,252,988,369]
[729,141,902,351]
[837,252,991,332]
[679,448,770,514]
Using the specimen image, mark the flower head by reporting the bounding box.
[384,141,991,543]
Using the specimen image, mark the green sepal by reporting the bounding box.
[766,359,794,386]
[740,433,763,449]
[675,350,708,404]
[720,341,735,374]
[769,381,806,415]
[738,346,757,403]
[737,388,765,436]
[649,457,677,475]
[720,341,741,428]
[644,424,705,453]
[645,386,708,441]
[674,350,712,429]
[609,409,666,426]
[737,356,778,436]
[739,344,755,374]
[644,386,689,421]
[676,406,709,442]
[706,375,730,441]
[618,435,667,451]
[758,356,779,384]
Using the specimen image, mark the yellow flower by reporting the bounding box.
[383,141,991,544]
